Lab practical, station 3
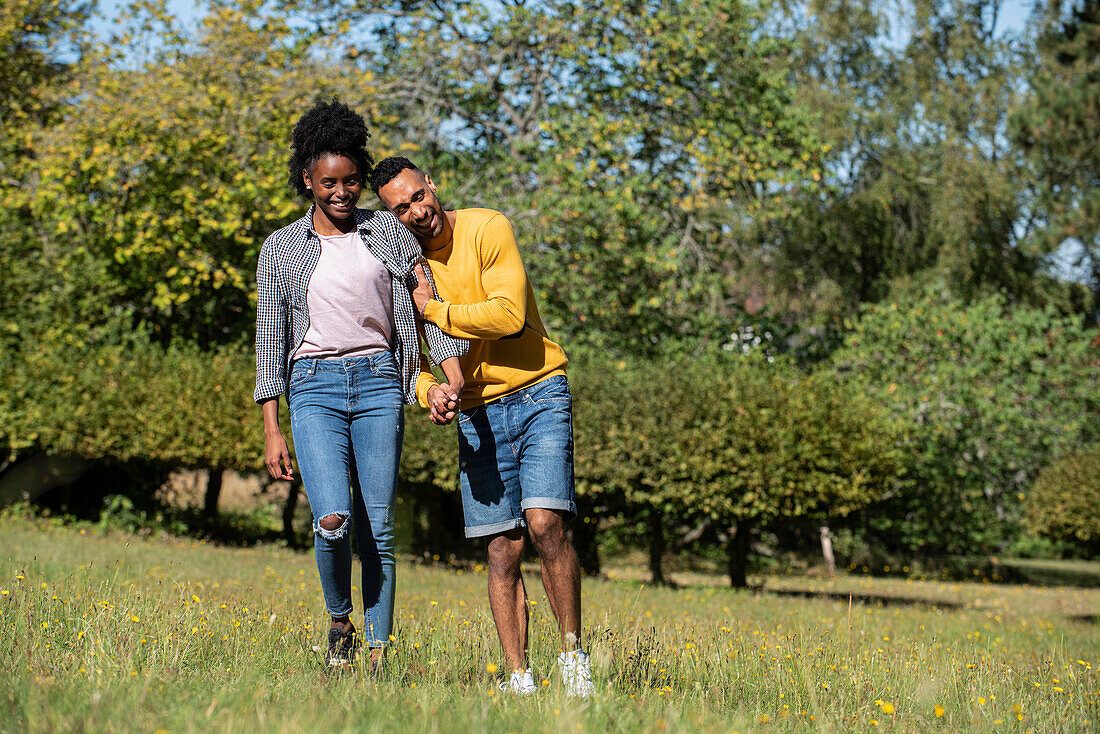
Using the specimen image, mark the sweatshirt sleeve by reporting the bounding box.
[421,214,528,340]
[415,353,441,409]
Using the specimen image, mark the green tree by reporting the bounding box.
[831,290,1099,556]
[576,356,901,587]
[1,0,383,509]
[0,0,90,177]
[690,358,902,586]
[572,359,704,585]
[762,0,1072,327]
[354,0,824,355]
[0,0,95,468]
[20,0,384,346]
[1013,0,1100,318]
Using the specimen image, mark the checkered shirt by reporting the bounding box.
[254,205,468,405]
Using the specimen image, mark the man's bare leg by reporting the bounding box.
[525,508,582,649]
[486,528,529,671]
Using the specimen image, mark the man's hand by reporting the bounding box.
[427,383,461,425]
[265,431,294,481]
[411,262,434,316]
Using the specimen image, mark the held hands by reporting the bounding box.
[427,383,462,425]
[411,262,433,316]
[265,431,294,481]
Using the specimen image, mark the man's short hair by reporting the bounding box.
[370,156,420,195]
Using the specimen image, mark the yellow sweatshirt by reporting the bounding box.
[415,208,567,409]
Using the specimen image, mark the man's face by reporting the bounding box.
[377,168,446,241]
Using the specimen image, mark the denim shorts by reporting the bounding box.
[456,374,577,538]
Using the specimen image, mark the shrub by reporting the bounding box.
[1025,444,1100,556]
[573,355,902,586]
[2,326,261,473]
[830,290,1099,556]
[0,323,908,577]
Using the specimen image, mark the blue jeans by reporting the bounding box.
[457,375,577,538]
[287,352,403,647]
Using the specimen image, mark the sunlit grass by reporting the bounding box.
[2,516,1097,732]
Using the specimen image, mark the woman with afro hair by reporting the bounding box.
[254,99,467,671]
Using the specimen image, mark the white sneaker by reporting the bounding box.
[500,668,537,695]
[557,649,595,698]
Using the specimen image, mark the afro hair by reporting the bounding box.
[288,98,374,199]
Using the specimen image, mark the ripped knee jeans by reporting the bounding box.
[287,353,404,647]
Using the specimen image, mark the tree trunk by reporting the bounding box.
[820,524,836,576]
[282,482,300,547]
[1091,263,1100,326]
[203,468,223,519]
[727,519,753,588]
[570,496,601,577]
[648,509,667,586]
[410,484,466,561]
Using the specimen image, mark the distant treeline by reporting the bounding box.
[1,0,1098,580]
[3,291,1096,582]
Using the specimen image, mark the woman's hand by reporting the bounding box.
[260,398,294,480]
[265,431,294,481]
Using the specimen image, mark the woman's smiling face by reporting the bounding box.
[304,153,362,227]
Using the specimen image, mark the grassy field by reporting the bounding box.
[1,517,1097,732]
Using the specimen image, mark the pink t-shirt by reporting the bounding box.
[293,231,394,360]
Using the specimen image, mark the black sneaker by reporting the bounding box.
[326,625,358,667]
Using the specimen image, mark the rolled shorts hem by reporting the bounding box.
[464,517,525,539]
[520,497,577,520]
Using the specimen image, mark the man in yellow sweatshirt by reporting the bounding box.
[371,157,593,697]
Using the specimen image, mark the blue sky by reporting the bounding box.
[91,0,1039,38]
[91,0,201,36]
